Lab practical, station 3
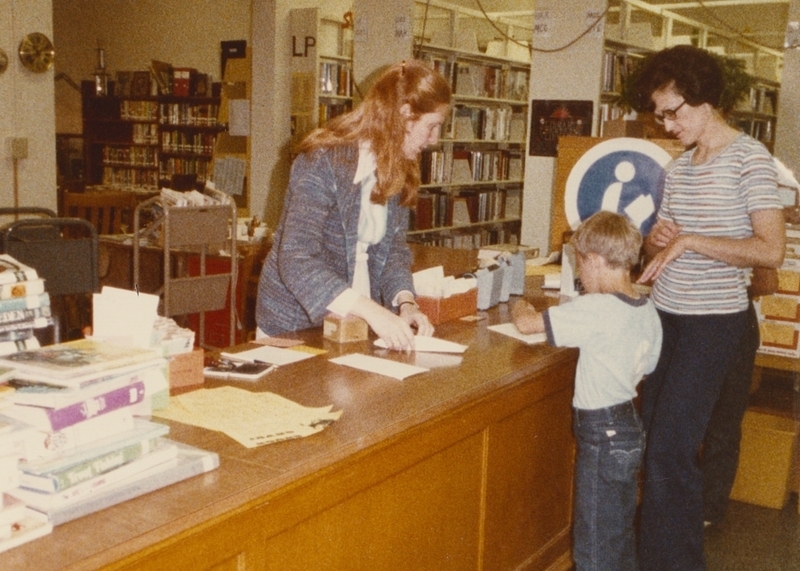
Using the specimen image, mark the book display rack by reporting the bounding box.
[289,8,353,156]
[411,0,531,249]
[82,81,224,191]
[600,0,782,151]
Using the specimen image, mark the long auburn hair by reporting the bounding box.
[298,59,452,206]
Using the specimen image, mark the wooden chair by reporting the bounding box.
[61,191,136,234]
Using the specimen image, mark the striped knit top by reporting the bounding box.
[651,133,782,315]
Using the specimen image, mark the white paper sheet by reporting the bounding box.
[373,335,467,354]
[92,286,159,348]
[221,345,316,366]
[487,323,547,345]
[329,353,428,381]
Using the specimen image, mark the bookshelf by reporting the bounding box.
[81,82,224,190]
[599,0,783,150]
[411,1,531,250]
[289,8,353,155]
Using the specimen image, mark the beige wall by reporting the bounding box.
[0,0,57,213]
[525,0,606,253]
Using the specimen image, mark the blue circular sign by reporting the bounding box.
[565,138,673,236]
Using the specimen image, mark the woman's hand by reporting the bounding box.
[638,233,688,284]
[350,297,417,351]
[399,302,434,337]
[646,219,682,250]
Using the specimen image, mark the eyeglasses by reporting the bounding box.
[654,100,686,125]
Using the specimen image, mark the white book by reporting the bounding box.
[9,440,178,511]
[30,440,219,526]
[0,508,52,553]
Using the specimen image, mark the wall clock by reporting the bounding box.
[18,32,55,73]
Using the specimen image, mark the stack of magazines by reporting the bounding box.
[0,338,219,540]
[0,255,54,356]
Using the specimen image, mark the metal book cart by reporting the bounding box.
[132,197,237,349]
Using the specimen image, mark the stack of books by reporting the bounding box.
[0,338,219,531]
[0,255,53,356]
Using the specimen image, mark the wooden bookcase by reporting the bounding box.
[411,1,530,250]
[289,8,353,156]
[82,81,224,190]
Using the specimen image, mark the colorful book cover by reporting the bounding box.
[7,359,165,408]
[2,381,146,432]
[0,339,162,384]
[0,255,38,286]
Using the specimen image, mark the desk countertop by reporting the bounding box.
[0,289,577,571]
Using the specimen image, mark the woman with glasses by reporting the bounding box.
[633,45,785,571]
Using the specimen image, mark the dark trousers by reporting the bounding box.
[701,303,760,524]
[573,401,644,571]
[639,309,749,571]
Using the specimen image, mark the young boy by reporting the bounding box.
[512,211,662,571]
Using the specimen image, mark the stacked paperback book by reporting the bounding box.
[0,338,219,548]
[0,255,53,356]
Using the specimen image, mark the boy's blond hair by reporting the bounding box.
[570,211,642,270]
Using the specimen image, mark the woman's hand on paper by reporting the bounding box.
[399,302,434,338]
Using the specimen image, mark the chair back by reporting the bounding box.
[62,191,135,234]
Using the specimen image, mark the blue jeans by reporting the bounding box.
[639,309,748,571]
[573,400,644,571]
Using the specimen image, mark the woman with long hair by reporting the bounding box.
[256,60,451,350]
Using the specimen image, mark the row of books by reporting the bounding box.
[421,54,529,102]
[130,122,159,146]
[102,166,160,189]
[0,338,218,544]
[0,255,53,357]
[158,102,220,127]
[318,101,352,126]
[120,100,159,122]
[160,131,217,155]
[161,157,213,184]
[411,188,521,231]
[421,148,524,185]
[103,145,159,168]
[601,49,643,95]
[447,105,526,142]
[408,224,520,250]
[319,61,352,98]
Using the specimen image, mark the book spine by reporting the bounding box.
[0,279,45,300]
[20,409,135,463]
[0,259,38,286]
[0,316,51,334]
[43,381,146,432]
[0,306,50,324]
[0,293,49,313]
[42,444,218,526]
[18,437,160,493]
[11,442,178,511]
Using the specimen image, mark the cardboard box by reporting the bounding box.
[168,348,204,394]
[758,320,800,359]
[323,313,368,343]
[417,288,478,324]
[756,294,800,323]
[730,410,798,509]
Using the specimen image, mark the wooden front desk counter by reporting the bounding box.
[0,303,578,571]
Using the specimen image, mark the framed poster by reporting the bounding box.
[529,100,593,157]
